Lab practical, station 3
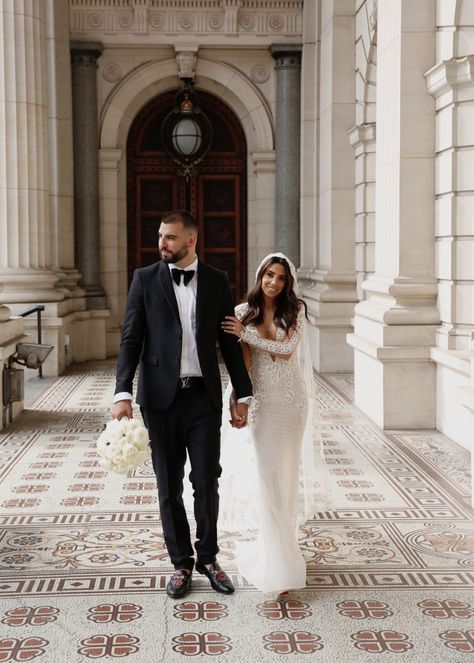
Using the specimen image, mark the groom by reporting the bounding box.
[112,210,252,598]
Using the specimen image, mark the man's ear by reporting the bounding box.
[189,232,197,249]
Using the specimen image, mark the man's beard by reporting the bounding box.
[160,245,189,264]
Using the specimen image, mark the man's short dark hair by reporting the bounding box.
[161,210,198,234]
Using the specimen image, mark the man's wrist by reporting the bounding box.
[114,392,133,404]
[236,396,251,405]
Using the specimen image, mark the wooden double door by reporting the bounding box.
[127,90,247,302]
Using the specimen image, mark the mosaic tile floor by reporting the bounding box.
[0,360,473,661]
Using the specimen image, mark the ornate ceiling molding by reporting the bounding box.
[69,0,303,42]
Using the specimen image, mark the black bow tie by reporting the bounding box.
[172,269,195,286]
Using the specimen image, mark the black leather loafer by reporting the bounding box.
[166,569,192,598]
[195,561,235,594]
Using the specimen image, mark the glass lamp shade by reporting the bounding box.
[171,118,202,157]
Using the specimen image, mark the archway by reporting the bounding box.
[126,89,247,301]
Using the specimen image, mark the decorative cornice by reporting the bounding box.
[425,56,474,103]
[348,122,376,149]
[68,0,303,42]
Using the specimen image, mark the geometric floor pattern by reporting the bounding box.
[0,360,473,661]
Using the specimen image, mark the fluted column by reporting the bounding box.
[70,42,106,309]
[46,0,82,296]
[348,0,438,428]
[0,0,63,303]
[271,45,302,267]
[349,123,376,300]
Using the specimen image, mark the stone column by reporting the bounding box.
[299,1,358,373]
[46,0,82,296]
[271,45,302,267]
[425,55,474,449]
[70,42,106,309]
[349,123,376,300]
[348,0,438,428]
[0,0,63,303]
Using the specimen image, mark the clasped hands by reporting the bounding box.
[221,315,244,338]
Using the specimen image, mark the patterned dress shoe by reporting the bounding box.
[166,569,192,598]
[195,561,235,594]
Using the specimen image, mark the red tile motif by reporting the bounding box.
[439,630,474,653]
[257,600,312,620]
[119,496,157,505]
[87,604,143,623]
[337,600,393,620]
[67,484,104,492]
[0,637,49,661]
[173,602,229,621]
[12,485,49,494]
[337,480,374,488]
[1,499,41,509]
[418,599,474,619]
[122,482,155,491]
[28,462,62,469]
[351,630,414,653]
[346,493,385,502]
[171,633,232,656]
[74,472,107,479]
[61,497,99,507]
[77,634,140,658]
[1,607,59,627]
[329,468,363,476]
[262,632,323,654]
[21,474,56,481]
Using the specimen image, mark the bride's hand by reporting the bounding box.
[221,315,244,338]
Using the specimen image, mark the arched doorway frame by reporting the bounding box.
[98,57,275,337]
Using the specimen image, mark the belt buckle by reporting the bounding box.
[180,377,191,389]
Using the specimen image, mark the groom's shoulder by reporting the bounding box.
[133,261,161,279]
[199,260,227,281]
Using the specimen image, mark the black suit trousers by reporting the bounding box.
[141,385,222,570]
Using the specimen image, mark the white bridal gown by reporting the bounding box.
[226,302,309,595]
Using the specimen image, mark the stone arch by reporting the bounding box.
[98,57,275,334]
[100,57,274,153]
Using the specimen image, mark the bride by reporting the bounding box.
[221,253,324,596]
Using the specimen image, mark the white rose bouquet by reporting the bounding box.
[96,417,151,474]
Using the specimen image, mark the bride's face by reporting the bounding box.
[261,262,287,299]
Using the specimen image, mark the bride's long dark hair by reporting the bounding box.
[240,256,306,330]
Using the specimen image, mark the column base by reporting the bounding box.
[300,269,358,373]
[348,333,436,428]
[348,276,440,429]
[0,269,64,303]
[83,284,107,310]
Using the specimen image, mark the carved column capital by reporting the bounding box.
[271,44,302,69]
[70,41,103,67]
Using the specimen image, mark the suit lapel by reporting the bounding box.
[158,261,180,322]
[196,260,209,334]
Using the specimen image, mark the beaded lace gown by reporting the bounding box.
[228,302,308,594]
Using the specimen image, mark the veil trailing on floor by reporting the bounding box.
[218,252,330,533]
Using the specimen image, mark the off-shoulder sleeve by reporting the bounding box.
[239,305,304,355]
[235,302,248,321]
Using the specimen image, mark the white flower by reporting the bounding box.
[96,418,151,474]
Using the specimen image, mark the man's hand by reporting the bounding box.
[230,401,248,429]
[111,400,133,420]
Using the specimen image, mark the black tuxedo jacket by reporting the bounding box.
[114,259,252,411]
